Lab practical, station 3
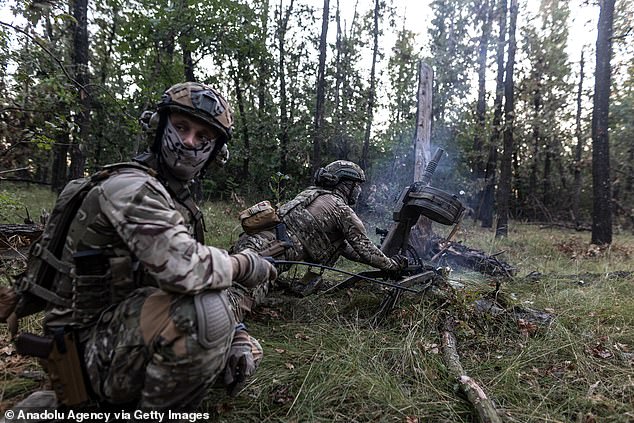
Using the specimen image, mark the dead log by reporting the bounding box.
[0,223,44,237]
[441,318,503,423]
[423,235,517,277]
[525,270,633,284]
[0,224,42,259]
[524,221,592,231]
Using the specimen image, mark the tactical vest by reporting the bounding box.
[278,187,341,265]
[13,162,206,329]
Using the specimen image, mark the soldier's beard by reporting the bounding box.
[159,120,213,181]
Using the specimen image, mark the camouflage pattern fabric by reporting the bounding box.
[42,159,238,411]
[45,165,233,330]
[84,287,233,410]
[229,186,399,320]
[238,187,398,270]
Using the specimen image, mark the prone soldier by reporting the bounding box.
[230,160,408,320]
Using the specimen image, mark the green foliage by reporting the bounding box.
[0,190,22,221]
[0,183,57,223]
[0,0,631,223]
[268,172,291,206]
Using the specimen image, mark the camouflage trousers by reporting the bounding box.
[82,286,234,412]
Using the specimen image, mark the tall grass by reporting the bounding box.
[1,185,633,422]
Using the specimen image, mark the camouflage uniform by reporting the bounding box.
[43,160,238,410]
[34,82,274,413]
[231,181,402,320]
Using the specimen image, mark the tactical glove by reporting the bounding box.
[223,328,258,396]
[230,249,278,288]
[389,254,409,271]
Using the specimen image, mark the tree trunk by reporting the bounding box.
[572,51,585,227]
[94,3,119,170]
[360,0,380,170]
[257,0,270,154]
[495,0,517,238]
[411,62,434,242]
[277,0,294,175]
[69,0,90,179]
[542,147,552,209]
[183,48,195,82]
[478,0,506,228]
[472,0,491,183]
[51,136,69,193]
[333,0,342,119]
[232,55,251,178]
[312,0,329,174]
[591,0,614,245]
[413,62,433,182]
[528,69,542,219]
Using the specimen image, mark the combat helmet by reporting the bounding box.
[314,160,366,187]
[157,82,233,143]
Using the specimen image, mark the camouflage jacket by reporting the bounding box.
[279,187,397,269]
[45,159,233,329]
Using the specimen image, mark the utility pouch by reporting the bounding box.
[259,240,287,259]
[239,201,280,235]
[46,330,90,406]
[14,332,54,358]
[258,223,293,259]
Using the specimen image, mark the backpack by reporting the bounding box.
[3,163,155,322]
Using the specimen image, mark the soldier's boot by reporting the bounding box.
[290,270,323,297]
[1,390,59,423]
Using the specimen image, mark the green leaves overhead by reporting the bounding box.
[0,0,631,227]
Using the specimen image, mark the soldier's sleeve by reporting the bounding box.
[340,241,362,261]
[97,171,233,294]
[337,204,396,271]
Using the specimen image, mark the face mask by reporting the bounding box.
[349,183,362,206]
[160,119,214,181]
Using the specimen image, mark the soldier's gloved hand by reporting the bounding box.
[389,254,409,272]
[230,249,278,288]
[223,328,257,396]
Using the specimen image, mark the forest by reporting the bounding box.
[0,0,632,242]
[1,1,634,421]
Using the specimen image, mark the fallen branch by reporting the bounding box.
[441,318,502,423]
[523,221,592,231]
[424,235,517,277]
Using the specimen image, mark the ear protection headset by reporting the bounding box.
[313,167,339,187]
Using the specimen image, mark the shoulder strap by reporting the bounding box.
[278,188,330,218]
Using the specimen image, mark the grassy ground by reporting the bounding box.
[1,185,633,422]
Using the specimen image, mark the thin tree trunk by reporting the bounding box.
[528,68,542,218]
[232,56,251,177]
[51,138,69,193]
[183,48,195,82]
[312,0,329,174]
[333,0,342,118]
[411,62,434,239]
[361,0,380,170]
[495,0,517,238]
[277,0,294,175]
[572,51,585,227]
[94,3,119,170]
[591,0,614,245]
[257,0,270,147]
[542,147,552,209]
[479,0,507,228]
[472,0,491,182]
[69,0,89,179]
